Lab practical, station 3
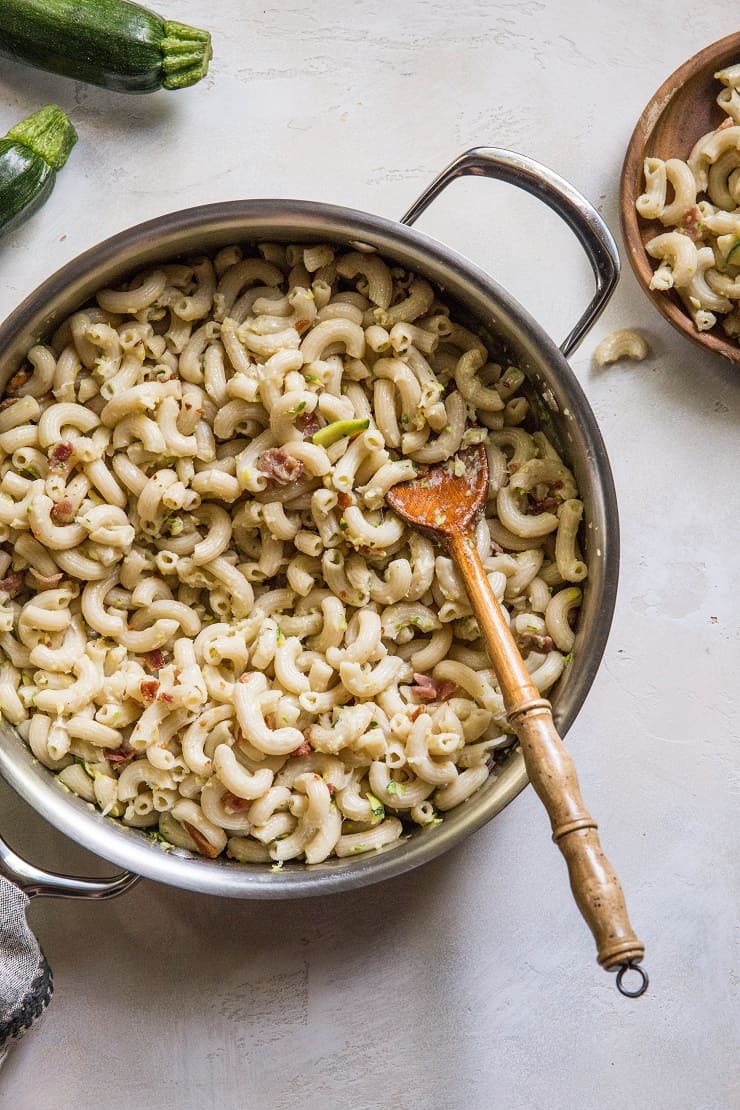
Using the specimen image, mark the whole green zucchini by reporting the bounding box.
[0,0,212,93]
[0,105,77,238]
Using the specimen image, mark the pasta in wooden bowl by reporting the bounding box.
[620,32,740,362]
[0,242,587,866]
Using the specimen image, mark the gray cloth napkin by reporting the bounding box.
[0,876,53,1056]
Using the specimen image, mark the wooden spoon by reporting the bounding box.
[387,445,647,994]
[620,32,740,364]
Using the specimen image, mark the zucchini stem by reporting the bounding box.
[6,105,77,170]
[161,21,213,90]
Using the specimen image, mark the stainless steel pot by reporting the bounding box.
[0,148,620,901]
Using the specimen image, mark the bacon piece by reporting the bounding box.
[0,571,24,598]
[140,678,160,704]
[223,792,250,813]
[29,569,63,588]
[292,738,312,757]
[294,318,311,335]
[48,441,74,473]
[50,498,75,524]
[145,650,165,672]
[258,447,304,486]
[296,410,321,440]
[681,204,703,241]
[182,821,221,859]
[411,674,437,701]
[157,691,174,704]
[410,683,436,703]
[326,782,336,797]
[6,369,30,393]
[517,632,555,653]
[409,705,425,722]
[106,748,135,767]
[0,398,18,412]
[410,673,457,703]
[526,495,559,515]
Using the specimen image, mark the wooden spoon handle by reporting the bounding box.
[448,532,645,973]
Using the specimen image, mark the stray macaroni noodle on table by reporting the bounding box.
[0,241,587,865]
[637,62,740,337]
[592,329,649,366]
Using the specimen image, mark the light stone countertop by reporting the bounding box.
[0,2,738,1107]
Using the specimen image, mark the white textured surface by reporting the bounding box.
[1,2,739,1107]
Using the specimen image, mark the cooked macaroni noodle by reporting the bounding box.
[593,329,649,366]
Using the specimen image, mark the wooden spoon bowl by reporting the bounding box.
[620,32,740,364]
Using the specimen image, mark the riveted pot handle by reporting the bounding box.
[401,147,620,357]
[0,830,138,900]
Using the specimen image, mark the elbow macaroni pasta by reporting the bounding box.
[592,329,649,366]
[0,240,587,866]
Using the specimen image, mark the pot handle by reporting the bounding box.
[400,147,620,357]
[0,830,138,900]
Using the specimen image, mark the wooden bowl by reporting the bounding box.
[620,32,740,363]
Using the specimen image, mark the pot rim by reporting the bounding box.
[0,197,619,898]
